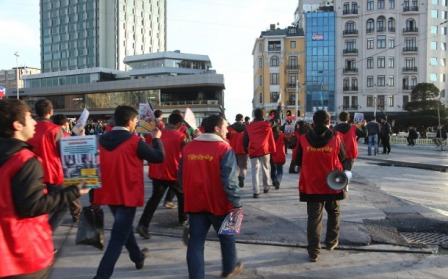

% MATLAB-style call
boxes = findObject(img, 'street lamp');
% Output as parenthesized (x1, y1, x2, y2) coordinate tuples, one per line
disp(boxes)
(14, 52, 19, 100)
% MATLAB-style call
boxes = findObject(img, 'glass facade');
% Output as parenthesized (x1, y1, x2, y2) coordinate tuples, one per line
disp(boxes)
(305, 12, 336, 114)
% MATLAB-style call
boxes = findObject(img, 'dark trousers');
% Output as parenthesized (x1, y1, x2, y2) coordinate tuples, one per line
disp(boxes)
(381, 136, 391, 153)
(306, 201, 340, 256)
(138, 179, 186, 228)
(164, 188, 176, 203)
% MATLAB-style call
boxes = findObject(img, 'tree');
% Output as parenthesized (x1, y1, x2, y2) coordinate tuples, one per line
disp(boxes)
(404, 83, 442, 112)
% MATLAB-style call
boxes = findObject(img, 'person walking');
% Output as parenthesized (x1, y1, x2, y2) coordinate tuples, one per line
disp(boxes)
(333, 111, 366, 170)
(407, 126, 418, 146)
(136, 113, 189, 239)
(366, 116, 380, 156)
(271, 125, 286, 189)
(0, 99, 89, 279)
(295, 110, 346, 262)
(380, 118, 392, 154)
(227, 113, 248, 188)
(243, 108, 276, 198)
(92, 105, 164, 279)
(179, 114, 243, 279)
(433, 125, 447, 147)
(27, 99, 68, 231)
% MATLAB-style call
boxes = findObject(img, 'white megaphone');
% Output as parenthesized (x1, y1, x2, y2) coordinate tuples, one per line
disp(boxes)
(326, 170, 352, 191)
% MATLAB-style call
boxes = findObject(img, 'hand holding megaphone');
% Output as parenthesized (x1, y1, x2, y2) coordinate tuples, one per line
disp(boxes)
(326, 170, 352, 191)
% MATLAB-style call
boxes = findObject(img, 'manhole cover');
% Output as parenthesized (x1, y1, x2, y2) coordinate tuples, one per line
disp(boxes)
(400, 232, 448, 245)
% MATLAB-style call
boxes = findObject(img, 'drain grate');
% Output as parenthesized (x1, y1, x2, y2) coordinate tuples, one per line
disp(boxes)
(400, 232, 448, 245)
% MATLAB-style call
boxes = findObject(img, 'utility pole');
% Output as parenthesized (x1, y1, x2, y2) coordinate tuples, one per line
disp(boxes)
(14, 52, 19, 99)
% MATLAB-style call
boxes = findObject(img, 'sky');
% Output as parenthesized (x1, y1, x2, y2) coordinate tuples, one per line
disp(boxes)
(0, 0, 298, 120)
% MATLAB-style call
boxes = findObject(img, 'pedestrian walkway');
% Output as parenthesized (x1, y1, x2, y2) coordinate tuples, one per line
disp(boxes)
(49, 144, 448, 278)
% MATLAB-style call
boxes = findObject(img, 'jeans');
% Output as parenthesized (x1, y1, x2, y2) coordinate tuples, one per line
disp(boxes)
(250, 154, 271, 194)
(138, 179, 186, 228)
(270, 162, 283, 185)
(306, 201, 340, 256)
(94, 206, 145, 279)
(187, 213, 237, 279)
(368, 134, 378, 155)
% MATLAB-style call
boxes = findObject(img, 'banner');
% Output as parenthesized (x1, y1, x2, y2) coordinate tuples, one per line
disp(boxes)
(218, 208, 244, 235)
(0, 86, 5, 99)
(72, 108, 89, 136)
(60, 135, 100, 188)
(136, 102, 156, 134)
(354, 113, 364, 124)
(184, 108, 197, 130)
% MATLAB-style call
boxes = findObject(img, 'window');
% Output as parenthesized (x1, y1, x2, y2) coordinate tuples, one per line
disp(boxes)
(367, 96, 374, 107)
(378, 0, 385, 8)
(441, 27, 447, 35)
(270, 73, 278, 85)
(367, 57, 374, 68)
(345, 21, 356, 32)
(377, 35, 386, 48)
(345, 40, 356, 50)
(366, 19, 375, 32)
(343, 96, 350, 107)
(268, 41, 281, 51)
(367, 76, 374, 87)
(405, 37, 416, 48)
(430, 73, 437, 81)
(259, 42, 262, 51)
(259, 75, 263, 86)
(442, 42, 446, 50)
(403, 95, 409, 106)
(389, 0, 395, 8)
(389, 57, 395, 68)
(431, 57, 438, 65)
(367, 38, 374, 49)
(431, 41, 438, 50)
(442, 11, 448, 19)
(389, 38, 395, 48)
(431, 25, 438, 34)
(259, 92, 263, 104)
(388, 18, 395, 32)
(405, 57, 416, 68)
(270, 92, 279, 102)
(259, 58, 263, 68)
(352, 96, 358, 107)
(290, 41, 296, 49)
(377, 17, 385, 31)
(433, 0, 438, 4)
(343, 78, 350, 89)
(388, 76, 395, 86)
(441, 58, 446, 66)
(367, 0, 374, 10)
(432, 10, 438, 18)
(288, 56, 298, 68)
(343, 2, 350, 13)
(270, 56, 279, 67)
(377, 75, 386, 86)
(377, 57, 386, 68)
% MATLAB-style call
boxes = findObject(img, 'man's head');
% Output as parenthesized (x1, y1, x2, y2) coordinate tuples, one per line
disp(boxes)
(168, 113, 184, 129)
(172, 109, 183, 117)
(244, 116, 250, 123)
(0, 99, 36, 140)
(154, 109, 163, 120)
(34, 99, 53, 118)
(254, 108, 263, 119)
(204, 114, 228, 139)
(235, 114, 243, 122)
(114, 105, 138, 132)
(52, 114, 68, 127)
(338, 111, 350, 122)
(313, 110, 330, 127)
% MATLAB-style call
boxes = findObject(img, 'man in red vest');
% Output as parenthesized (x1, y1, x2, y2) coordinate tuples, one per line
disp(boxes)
(333, 111, 366, 170)
(295, 110, 346, 262)
(27, 99, 69, 231)
(0, 99, 89, 278)
(136, 113, 189, 239)
(180, 114, 243, 279)
(227, 113, 247, 187)
(243, 108, 276, 198)
(93, 105, 164, 278)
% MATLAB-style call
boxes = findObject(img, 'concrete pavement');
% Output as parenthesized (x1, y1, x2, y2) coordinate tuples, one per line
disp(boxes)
(49, 142, 448, 278)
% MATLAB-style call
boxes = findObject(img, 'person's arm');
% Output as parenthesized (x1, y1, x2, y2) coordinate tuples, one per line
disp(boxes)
(220, 149, 242, 208)
(243, 130, 249, 154)
(137, 138, 164, 163)
(295, 141, 303, 167)
(338, 140, 347, 165)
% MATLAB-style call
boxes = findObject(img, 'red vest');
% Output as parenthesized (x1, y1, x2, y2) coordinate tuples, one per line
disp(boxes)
(272, 133, 286, 164)
(341, 125, 358, 159)
(182, 140, 234, 216)
(94, 136, 145, 207)
(149, 129, 185, 181)
(0, 150, 53, 277)
(298, 133, 344, 195)
(227, 126, 245, 155)
(245, 121, 276, 157)
(27, 121, 64, 185)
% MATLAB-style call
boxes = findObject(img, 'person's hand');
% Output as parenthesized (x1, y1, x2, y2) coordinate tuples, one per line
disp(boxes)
(76, 181, 91, 195)
(193, 128, 202, 138)
(151, 128, 162, 139)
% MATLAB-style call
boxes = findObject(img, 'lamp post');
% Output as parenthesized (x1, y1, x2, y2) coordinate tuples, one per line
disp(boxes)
(14, 52, 19, 100)
(295, 79, 299, 121)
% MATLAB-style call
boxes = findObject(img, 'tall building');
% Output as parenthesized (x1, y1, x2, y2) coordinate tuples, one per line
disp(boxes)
(252, 24, 305, 119)
(40, 0, 166, 73)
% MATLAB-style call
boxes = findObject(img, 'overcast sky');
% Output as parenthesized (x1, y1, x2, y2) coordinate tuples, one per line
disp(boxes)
(0, 0, 298, 119)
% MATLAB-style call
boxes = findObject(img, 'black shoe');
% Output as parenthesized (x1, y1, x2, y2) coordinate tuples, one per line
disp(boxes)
(238, 177, 244, 188)
(263, 186, 270, 193)
(274, 181, 280, 190)
(309, 254, 319, 262)
(253, 193, 260, 199)
(136, 225, 151, 239)
(135, 248, 149, 270)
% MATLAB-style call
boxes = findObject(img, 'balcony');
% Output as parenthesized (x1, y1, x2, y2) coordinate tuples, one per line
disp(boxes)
(343, 86, 358, 92)
(403, 6, 419, 12)
(287, 83, 296, 88)
(160, 99, 220, 107)
(342, 105, 360, 110)
(343, 29, 358, 36)
(286, 65, 299, 71)
(343, 48, 358, 55)
(342, 8, 358, 15)
(402, 67, 418, 73)
(377, 27, 386, 32)
(402, 46, 418, 53)
(343, 67, 358, 74)
(403, 27, 418, 34)
(402, 85, 416, 91)
(388, 27, 395, 32)
(366, 28, 374, 34)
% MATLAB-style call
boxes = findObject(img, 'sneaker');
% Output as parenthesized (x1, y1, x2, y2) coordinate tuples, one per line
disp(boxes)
(135, 248, 149, 270)
(309, 254, 319, 262)
(164, 201, 177, 209)
(238, 177, 244, 188)
(136, 225, 151, 239)
(221, 262, 244, 278)
(326, 239, 339, 251)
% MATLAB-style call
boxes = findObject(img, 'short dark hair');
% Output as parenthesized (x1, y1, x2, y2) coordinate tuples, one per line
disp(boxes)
(114, 105, 138, 126)
(0, 99, 31, 138)
(254, 108, 263, 119)
(235, 114, 243, 121)
(35, 99, 53, 117)
(203, 115, 225, 133)
(313, 110, 330, 127)
(172, 109, 183, 116)
(168, 113, 183, 125)
(338, 111, 350, 122)
(244, 116, 250, 122)
(154, 109, 163, 118)
(52, 114, 68, 126)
